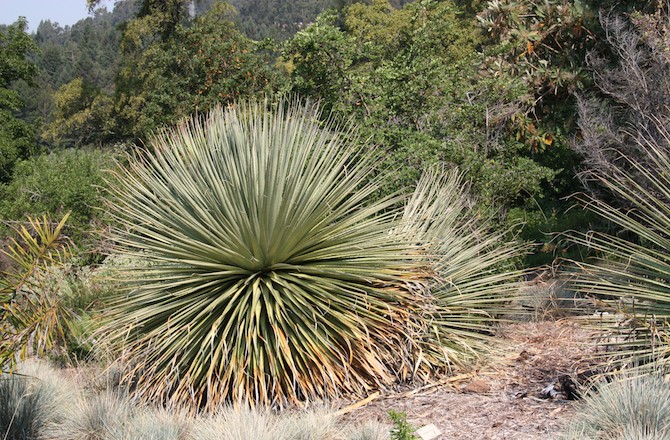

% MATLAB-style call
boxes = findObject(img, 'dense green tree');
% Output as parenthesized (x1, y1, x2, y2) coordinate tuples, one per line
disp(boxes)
(476, 0, 599, 152)
(14, 6, 131, 149)
(174, 3, 277, 112)
(114, 1, 276, 138)
(284, 0, 556, 213)
(32, 12, 123, 93)
(41, 78, 115, 147)
(0, 19, 38, 184)
(229, 0, 331, 40)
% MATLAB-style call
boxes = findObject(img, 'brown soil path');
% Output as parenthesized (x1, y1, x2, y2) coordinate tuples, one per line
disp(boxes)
(339, 320, 596, 439)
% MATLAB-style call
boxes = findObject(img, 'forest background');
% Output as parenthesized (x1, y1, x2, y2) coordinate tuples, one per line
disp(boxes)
(0, 0, 666, 266)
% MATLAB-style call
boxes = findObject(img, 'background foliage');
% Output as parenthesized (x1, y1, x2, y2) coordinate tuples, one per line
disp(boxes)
(0, 148, 117, 243)
(5, 0, 656, 235)
(0, 18, 38, 184)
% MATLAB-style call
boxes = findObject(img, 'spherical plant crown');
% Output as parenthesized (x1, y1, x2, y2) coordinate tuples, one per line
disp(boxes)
(103, 99, 416, 409)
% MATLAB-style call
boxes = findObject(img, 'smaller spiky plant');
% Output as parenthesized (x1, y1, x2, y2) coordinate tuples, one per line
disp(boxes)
(568, 129, 670, 373)
(561, 374, 670, 439)
(0, 213, 73, 369)
(397, 168, 527, 375)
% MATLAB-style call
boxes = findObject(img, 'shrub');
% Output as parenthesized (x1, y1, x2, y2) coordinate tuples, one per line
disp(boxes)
(193, 405, 338, 440)
(0, 212, 119, 367)
(575, 8, 670, 197)
(122, 407, 191, 440)
(388, 411, 416, 440)
(0, 214, 74, 369)
(0, 148, 117, 246)
(276, 406, 337, 440)
(561, 374, 670, 439)
(567, 8, 670, 359)
(49, 263, 120, 364)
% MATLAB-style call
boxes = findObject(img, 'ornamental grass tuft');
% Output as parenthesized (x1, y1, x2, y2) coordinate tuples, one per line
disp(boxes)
(561, 374, 670, 439)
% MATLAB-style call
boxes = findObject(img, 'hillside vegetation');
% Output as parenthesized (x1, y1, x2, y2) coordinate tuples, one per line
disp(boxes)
(2, 0, 670, 438)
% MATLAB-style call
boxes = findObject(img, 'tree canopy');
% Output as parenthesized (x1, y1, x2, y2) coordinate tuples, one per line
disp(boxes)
(2, 0, 667, 262)
(0, 18, 38, 183)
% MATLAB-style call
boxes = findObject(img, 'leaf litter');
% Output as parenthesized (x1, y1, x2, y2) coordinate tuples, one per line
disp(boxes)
(336, 319, 597, 439)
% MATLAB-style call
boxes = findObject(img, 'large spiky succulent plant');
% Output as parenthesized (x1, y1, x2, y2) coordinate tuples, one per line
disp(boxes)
(103, 100, 420, 408)
(101, 99, 525, 409)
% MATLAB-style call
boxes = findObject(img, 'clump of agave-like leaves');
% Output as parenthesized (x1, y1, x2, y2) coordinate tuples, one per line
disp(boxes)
(569, 125, 670, 374)
(100, 98, 526, 409)
(398, 169, 527, 375)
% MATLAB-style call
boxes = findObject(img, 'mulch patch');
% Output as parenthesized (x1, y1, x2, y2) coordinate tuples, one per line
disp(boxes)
(337, 319, 597, 439)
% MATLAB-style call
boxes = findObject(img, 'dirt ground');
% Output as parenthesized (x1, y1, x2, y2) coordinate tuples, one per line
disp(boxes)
(338, 320, 597, 439)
